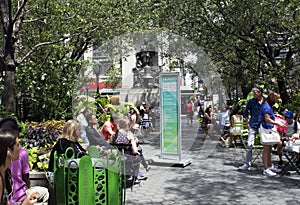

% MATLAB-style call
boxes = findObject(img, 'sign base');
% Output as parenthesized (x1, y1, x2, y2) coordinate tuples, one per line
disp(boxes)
(148, 154, 192, 168)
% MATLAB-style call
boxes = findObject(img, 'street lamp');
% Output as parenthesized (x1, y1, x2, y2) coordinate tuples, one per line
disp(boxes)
(234, 59, 241, 103)
(179, 60, 186, 86)
(93, 64, 102, 95)
(84, 77, 90, 102)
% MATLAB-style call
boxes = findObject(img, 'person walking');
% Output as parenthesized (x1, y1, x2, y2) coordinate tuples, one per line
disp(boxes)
(185, 100, 194, 124)
(238, 87, 265, 170)
(203, 106, 214, 135)
(260, 92, 285, 176)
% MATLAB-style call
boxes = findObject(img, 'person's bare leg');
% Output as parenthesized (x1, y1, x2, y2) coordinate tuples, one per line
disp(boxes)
(262, 145, 269, 170)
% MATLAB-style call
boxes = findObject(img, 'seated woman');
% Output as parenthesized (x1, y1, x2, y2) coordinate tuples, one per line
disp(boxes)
(0, 129, 37, 205)
(113, 118, 150, 172)
(229, 108, 244, 135)
(85, 113, 110, 150)
(100, 113, 119, 143)
(48, 120, 87, 172)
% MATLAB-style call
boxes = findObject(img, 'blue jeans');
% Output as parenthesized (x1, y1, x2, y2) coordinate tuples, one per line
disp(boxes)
(245, 127, 258, 166)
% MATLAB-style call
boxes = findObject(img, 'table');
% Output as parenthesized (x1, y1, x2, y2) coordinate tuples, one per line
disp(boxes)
(280, 143, 300, 176)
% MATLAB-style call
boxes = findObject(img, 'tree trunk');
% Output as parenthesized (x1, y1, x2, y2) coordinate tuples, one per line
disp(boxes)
(277, 77, 289, 105)
(4, 67, 16, 114)
(241, 84, 251, 99)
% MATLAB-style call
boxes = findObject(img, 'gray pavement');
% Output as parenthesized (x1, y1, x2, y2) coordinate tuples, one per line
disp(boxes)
(125, 117, 300, 205)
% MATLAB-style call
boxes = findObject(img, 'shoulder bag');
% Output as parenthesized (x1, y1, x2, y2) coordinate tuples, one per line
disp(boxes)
(259, 124, 280, 145)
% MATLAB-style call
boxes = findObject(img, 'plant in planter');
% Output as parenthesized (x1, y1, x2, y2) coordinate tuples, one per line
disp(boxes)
(20, 120, 65, 171)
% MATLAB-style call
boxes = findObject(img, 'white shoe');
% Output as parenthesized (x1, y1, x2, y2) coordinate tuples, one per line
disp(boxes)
(269, 165, 281, 173)
(263, 169, 276, 176)
(238, 164, 250, 170)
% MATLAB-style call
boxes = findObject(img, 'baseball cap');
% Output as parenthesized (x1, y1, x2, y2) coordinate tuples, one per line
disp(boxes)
(285, 111, 294, 119)
(142, 102, 146, 105)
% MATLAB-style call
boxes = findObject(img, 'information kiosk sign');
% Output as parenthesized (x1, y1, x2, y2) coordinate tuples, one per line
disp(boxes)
(160, 72, 181, 157)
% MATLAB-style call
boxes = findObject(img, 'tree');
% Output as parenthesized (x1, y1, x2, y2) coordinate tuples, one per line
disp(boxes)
(0, 0, 147, 119)
(153, 0, 300, 104)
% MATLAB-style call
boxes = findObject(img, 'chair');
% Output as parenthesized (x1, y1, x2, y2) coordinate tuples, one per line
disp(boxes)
(87, 145, 100, 158)
(110, 143, 141, 192)
(252, 134, 263, 169)
(231, 122, 248, 148)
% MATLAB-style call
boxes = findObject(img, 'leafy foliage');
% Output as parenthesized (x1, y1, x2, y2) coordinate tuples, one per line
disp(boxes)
(1, 0, 299, 120)
(20, 120, 65, 170)
(154, 0, 300, 105)
(285, 91, 300, 113)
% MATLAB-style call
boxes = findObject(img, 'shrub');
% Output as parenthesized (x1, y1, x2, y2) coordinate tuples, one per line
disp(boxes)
(20, 120, 65, 171)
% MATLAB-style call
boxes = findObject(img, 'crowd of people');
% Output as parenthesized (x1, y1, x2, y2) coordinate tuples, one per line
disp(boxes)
(72, 106, 151, 177)
(1, 89, 299, 204)
(189, 86, 300, 177)
(235, 87, 300, 177)
(0, 101, 155, 204)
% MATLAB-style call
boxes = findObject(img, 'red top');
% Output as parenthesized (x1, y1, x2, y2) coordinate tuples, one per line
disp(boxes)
(186, 103, 193, 113)
(100, 120, 117, 141)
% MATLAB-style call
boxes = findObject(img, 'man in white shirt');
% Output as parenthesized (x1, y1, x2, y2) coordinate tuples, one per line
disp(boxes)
(285, 110, 300, 166)
(285, 111, 300, 138)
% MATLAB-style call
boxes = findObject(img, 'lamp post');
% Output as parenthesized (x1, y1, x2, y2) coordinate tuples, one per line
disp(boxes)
(234, 59, 241, 103)
(179, 60, 186, 86)
(93, 64, 102, 95)
(84, 77, 90, 102)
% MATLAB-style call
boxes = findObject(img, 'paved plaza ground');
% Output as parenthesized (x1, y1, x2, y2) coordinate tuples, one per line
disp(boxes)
(125, 117, 300, 205)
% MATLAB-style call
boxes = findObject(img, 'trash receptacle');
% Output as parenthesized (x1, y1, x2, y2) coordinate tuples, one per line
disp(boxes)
(53, 148, 124, 205)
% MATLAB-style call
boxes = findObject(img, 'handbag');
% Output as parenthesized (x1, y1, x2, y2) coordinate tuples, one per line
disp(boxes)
(259, 124, 280, 145)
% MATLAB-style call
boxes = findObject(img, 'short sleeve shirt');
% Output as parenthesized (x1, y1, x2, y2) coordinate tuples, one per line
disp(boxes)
(9, 147, 30, 204)
(186, 103, 193, 113)
(244, 97, 265, 129)
(100, 121, 117, 141)
(286, 120, 300, 137)
(115, 129, 130, 144)
(260, 103, 275, 129)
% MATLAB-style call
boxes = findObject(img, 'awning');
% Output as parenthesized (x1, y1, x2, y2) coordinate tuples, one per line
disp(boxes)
(81, 78, 121, 91)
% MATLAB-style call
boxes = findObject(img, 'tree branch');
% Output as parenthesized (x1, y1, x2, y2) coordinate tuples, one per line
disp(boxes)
(17, 32, 82, 65)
